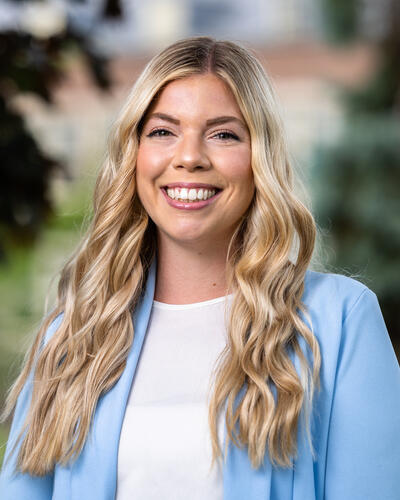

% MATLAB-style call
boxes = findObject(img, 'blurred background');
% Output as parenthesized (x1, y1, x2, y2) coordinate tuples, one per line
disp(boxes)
(0, 0, 399, 465)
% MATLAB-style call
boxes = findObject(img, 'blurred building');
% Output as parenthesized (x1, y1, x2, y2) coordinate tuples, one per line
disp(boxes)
(2, 0, 325, 51)
(88, 0, 324, 55)
(2, 0, 380, 184)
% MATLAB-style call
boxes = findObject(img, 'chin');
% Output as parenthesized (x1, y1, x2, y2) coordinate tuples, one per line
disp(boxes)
(160, 226, 212, 245)
(172, 231, 209, 244)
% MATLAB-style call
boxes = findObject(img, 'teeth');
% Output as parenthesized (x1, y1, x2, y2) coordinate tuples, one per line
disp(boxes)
(165, 187, 217, 202)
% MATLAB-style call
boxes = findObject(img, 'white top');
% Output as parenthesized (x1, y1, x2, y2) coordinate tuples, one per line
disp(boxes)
(116, 293, 234, 500)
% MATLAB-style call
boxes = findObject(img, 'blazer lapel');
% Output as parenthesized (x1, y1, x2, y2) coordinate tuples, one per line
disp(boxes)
(223, 442, 272, 500)
(69, 257, 157, 499)
(222, 387, 273, 499)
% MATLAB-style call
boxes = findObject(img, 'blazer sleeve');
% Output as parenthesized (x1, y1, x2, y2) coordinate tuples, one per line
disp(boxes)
(324, 289, 400, 500)
(0, 314, 63, 500)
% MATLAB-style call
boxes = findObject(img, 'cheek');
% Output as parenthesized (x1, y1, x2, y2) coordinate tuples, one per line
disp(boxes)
(135, 148, 155, 209)
(135, 150, 161, 210)
(218, 148, 253, 188)
(136, 144, 166, 183)
(230, 152, 254, 207)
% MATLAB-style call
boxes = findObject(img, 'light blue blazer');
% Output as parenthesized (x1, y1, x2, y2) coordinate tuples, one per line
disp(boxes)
(1, 257, 400, 499)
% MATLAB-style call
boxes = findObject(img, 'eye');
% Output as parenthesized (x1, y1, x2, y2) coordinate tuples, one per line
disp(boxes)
(147, 128, 173, 137)
(212, 130, 239, 141)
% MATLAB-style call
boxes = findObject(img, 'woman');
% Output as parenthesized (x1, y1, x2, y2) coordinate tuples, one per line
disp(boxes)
(1, 36, 399, 500)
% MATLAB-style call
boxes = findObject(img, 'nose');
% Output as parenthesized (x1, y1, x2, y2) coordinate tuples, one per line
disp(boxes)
(172, 133, 211, 171)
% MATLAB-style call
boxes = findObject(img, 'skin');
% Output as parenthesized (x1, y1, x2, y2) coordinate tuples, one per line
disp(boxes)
(136, 73, 255, 304)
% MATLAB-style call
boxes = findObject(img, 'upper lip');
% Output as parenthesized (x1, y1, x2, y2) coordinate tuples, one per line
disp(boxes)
(162, 182, 222, 190)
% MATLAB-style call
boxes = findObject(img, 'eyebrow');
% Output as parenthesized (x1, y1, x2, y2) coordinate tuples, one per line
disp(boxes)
(147, 112, 248, 131)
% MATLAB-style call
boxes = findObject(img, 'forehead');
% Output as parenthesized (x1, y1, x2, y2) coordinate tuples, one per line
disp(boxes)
(148, 73, 244, 118)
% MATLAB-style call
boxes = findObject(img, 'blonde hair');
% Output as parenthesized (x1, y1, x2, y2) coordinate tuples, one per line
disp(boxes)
(2, 36, 320, 475)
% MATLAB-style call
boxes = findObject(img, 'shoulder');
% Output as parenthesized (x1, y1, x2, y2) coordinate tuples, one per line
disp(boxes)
(300, 269, 383, 356)
(302, 269, 375, 322)
(300, 271, 394, 410)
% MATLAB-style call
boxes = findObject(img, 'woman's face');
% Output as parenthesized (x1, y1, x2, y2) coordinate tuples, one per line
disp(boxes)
(136, 73, 254, 248)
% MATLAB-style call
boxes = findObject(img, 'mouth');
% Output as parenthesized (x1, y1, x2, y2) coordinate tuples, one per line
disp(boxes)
(161, 183, 223, 203)
(160, 184, 223, 210)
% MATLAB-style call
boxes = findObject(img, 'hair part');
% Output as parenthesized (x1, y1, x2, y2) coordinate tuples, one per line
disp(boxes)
(2, 36, 320, 474)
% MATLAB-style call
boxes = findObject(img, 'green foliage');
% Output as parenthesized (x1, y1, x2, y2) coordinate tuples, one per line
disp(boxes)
(0, 173, 93, 464)
(0, 95, 59, 255)
(311, 116, 400, 349)
(343, 56, 400, 115)
(314, 0, 400, 355)
(322, 0, 359, 43)
(0, 13, 110, 261)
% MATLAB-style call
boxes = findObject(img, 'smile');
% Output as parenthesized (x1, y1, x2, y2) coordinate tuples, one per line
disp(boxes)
(166, 187, 218, 202)
(160, 186, 223, 210)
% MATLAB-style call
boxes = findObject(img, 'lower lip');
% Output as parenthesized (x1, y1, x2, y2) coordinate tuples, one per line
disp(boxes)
(160, 188, 223, 210)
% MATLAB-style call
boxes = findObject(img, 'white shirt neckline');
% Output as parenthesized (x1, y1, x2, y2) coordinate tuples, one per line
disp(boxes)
(152, 293, 234, 311)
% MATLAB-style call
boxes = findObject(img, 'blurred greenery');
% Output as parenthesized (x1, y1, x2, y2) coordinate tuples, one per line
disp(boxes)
(312, 0, 400, 356)
(311, 116, 400, 354)
(0, 6, 110, 261)
(0, 173, 93, 467)
(322, 0, 358, 43)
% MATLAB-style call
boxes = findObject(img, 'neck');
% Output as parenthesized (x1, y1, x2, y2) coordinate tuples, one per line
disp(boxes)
(154, 232, 231, 304)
